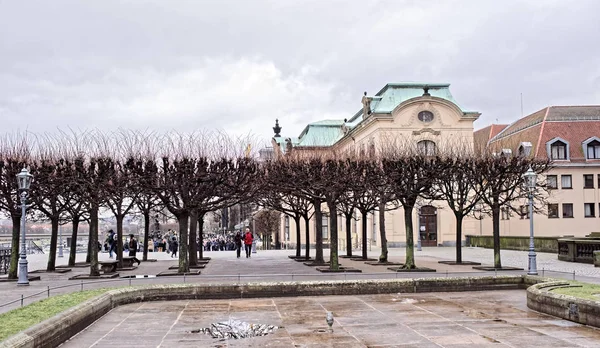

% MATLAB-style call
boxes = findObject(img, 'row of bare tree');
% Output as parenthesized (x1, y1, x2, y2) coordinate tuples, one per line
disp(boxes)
(0, 131, 261, 278)
(0, 130, 550, 279)
(259, 147, 550, 270)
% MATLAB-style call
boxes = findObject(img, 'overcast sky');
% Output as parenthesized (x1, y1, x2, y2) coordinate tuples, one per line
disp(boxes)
(1, 0, 599, 145)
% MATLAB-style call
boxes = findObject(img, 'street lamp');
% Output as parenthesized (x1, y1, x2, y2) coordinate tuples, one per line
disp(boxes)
(58, 224, 63, 258)
(523, 166, 537, 275)
(16, 168, 33, 286)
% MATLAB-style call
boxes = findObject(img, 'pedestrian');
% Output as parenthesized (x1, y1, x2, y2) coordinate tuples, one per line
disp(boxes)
(107, 230, 117, 259)
(128, 234, 141, 265)
(234, 232, 242, 258)
(244, 228, 253, 258)
(171, 237, 178, 258)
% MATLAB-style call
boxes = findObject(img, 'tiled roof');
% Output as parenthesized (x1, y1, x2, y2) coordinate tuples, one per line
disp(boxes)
(487, 106, 600, 161)
(491, 107, 549, 141)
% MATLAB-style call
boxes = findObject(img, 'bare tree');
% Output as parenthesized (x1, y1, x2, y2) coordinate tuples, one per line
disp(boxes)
(436, 155, 482, 263)
(254, 209, 281, 249)
(0, 133, 30, 279)
(381, 148, 442, 269)
(29, 152, 78, 271)
(474, 154, 551, 268)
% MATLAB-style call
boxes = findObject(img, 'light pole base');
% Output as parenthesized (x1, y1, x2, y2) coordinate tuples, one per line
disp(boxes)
(17, 259, 29, 286)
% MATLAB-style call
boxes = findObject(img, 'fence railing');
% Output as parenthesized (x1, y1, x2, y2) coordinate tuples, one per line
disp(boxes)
(0, 248, 9, 274)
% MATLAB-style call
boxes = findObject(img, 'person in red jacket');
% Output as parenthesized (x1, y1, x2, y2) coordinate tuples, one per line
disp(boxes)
(244, 228, 253, 258)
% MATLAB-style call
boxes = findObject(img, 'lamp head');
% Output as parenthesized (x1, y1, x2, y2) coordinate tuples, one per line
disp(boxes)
(523, 166, 537, 189)
(16, 167, 33, 191)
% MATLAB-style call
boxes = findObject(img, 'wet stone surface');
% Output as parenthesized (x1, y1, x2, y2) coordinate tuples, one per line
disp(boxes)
(61, 290, 600, 348)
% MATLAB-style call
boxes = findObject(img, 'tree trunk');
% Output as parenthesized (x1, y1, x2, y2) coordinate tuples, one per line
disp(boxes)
(328, 201, 339, 270)
(304, 215, 310, 259)
(294, 215, 301, 258)
(46, 217, 59, 271)
(86, 227, 91, 264)
(361, 210, 368, 259)
(314, 199, 324, 263)
(403, 205, 416, 269)
(143, 212, 150, 261)
(68, 218, 79, 266)
(455, 213, 464, 263)
(116, 215, 124, 269)
(378, 201, 388, 263)
(89, 205, 100, 276)
(345, 213, 352, 257)
(198, 213, 205, 260)
(274, 225, 280, 249)
(492, 196, 502, 269)
(177, 212, 190, 274)
(188, 210, 198, 266)
(8, 214, 21, 279)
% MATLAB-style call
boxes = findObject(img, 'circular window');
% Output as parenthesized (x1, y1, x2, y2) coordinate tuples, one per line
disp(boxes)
(418, 111, 434, 123)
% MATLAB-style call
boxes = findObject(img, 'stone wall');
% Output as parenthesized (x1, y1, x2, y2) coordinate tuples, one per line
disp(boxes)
(466, 235, 559, 253)
(527, 280, 600, 328)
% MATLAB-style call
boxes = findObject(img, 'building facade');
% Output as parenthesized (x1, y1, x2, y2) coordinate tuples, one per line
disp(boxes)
(476, 106, 600, 238)
(268, 82, 481, 249)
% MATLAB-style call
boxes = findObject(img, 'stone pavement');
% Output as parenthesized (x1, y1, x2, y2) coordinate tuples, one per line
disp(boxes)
(61, 290, 600, 348)
(1, 246, 600, 315)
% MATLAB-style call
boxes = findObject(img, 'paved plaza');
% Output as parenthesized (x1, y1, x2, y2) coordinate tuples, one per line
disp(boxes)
(61, 290, 600, 348)
(2, 246, 600, 315)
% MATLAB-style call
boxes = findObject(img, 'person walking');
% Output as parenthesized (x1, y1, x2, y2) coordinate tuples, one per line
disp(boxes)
(244, 228, 253, 258)
(107, 230, 117, 259)
(128, 234, 141, 265)
(234, 232, 242, 258)
(171, 237, 178, 258)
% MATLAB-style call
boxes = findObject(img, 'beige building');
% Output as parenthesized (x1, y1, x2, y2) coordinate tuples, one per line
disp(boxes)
(475, 106, 600, 238)
(267, 82, 482, 249)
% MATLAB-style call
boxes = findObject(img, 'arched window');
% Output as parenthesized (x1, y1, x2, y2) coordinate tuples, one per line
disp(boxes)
(417, 140, 437, 156)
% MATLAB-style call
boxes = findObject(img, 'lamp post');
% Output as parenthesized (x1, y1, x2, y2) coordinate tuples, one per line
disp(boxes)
(58, 224, 63, 258)
(524, 166, 538, 275)
(16, 168, 33, 286)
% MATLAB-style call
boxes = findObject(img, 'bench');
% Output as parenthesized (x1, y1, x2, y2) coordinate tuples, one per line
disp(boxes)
(122, 257, 138, 267)
(99, 260, 118, 274)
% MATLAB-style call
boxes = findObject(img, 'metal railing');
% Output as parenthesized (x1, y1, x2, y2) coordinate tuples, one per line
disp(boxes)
(0, 248, 10, 274)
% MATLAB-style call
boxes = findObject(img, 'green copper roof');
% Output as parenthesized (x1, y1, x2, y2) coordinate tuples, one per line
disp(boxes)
(370, 83, 467, 113)
(297, 121, 344, 147)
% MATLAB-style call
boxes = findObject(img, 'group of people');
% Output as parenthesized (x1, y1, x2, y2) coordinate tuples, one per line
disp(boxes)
(102, 228, 254, 261)
(103, 229, 141, 265)
(233, 228, 254, 258)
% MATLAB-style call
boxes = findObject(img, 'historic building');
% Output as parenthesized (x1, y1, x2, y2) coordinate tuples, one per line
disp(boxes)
(475, 106, 600, 238)
(266, 82, 481, 249)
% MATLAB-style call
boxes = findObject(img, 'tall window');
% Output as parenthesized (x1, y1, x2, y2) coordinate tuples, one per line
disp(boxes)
(284, 216, 290, 241)
(546, 175, 558, 189)
(585, 203, 596, 218)
(417, 140, 436, 156)
(587, 140, 600, 159)
(548, 204, 559, 218)
(562, 203, 574, 218)
(584, 174, 594, 189)
(550, 141, 567, 160)
(501, 207, 510, 220)
(520, 205, 530, 219)
(561, 175, 572, 189)
(322, 214, 329, 240)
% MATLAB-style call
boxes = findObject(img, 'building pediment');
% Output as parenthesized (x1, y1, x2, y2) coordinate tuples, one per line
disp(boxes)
(413, 128, 441, 136)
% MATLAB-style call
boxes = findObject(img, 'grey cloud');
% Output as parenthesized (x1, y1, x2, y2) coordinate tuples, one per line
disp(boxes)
(1, 0, 599, 141)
